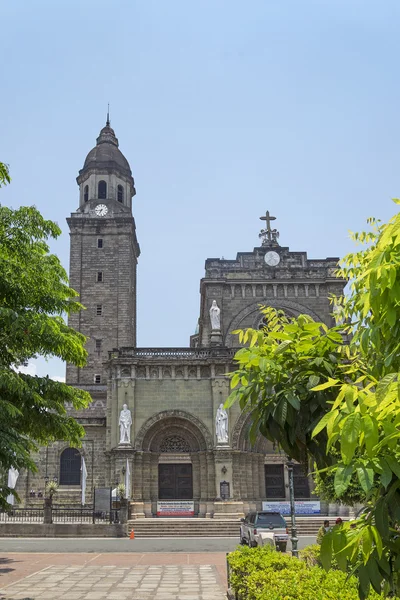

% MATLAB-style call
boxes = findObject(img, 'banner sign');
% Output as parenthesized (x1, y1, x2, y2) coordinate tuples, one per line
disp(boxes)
(262, 500, 321, 515)
(157, 501, 194, 516)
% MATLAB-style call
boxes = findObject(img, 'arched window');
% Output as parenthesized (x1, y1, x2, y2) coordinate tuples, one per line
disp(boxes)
(84, 185, 89, 202)
(59, 448, 81, 485)
(117, 185, 124, 203)
(98, 180, 107, 199)
(160, 436, 191, 453)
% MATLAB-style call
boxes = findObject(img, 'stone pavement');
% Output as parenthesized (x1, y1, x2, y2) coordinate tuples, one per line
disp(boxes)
(0, 553, 228, 600)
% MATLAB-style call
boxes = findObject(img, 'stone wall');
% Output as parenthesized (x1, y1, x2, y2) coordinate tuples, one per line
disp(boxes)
(0, 523, 127, 537)
(198, 246, 346, 346)
(66, 212, 139, 387)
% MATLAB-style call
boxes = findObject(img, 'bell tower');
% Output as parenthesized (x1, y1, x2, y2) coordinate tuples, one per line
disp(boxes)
(66, 116, 140, 387)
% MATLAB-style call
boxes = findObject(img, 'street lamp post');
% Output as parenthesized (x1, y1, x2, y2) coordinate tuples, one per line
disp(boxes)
(286, 457, 298, 558)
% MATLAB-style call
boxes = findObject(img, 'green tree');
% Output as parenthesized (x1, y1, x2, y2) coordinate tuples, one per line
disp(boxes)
(226, 202, 400, 598)
(225, 307, 354, 469)
(313, 449, 369, 507)
(0, 162, 11, 187)
(0, 201, 90, 509)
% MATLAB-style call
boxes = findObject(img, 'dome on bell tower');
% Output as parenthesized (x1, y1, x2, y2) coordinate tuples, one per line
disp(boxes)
(76, 113, 136, 211)
(81, 122, 132, 178)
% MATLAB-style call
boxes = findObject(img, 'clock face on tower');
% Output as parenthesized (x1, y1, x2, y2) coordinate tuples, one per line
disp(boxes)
(264, 250, 280, 267)
(95, 204, 108, 217)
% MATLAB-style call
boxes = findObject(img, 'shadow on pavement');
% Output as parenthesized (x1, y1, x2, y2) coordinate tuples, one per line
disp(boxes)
(0, 556, 18, 575)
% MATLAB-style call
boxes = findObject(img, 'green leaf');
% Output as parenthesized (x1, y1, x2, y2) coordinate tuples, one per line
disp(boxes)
(312, 410, 337, 439)
(341, 413, 361, 464)
(367, 557, 383, 594)
(361, 527, 372, 560)
(376, 555, 391, 576)
(356, 466, 374, 493)
(370, 526, 383, 559)
(320, 530, 332, 570)
(379, 458, 392, 489)
(286, 393, 300, 411)
(311, 378, 339, 391)
(249, 331, 258, 347)
(376, 373, 397, 404)
(230, 373, 240, 389)
(385, 455, 400, 478)
(276, 398, 288, 427)
(224, 391, 238, 409)
(307, 375, 320, 389)
(334, 465, 353, 496)
(358, 564, 370, 600)
(362, 414, 379, 457)
(332, 528, 347, 572)
(274, 339, 293, 355)
(374, 498, 389, 538)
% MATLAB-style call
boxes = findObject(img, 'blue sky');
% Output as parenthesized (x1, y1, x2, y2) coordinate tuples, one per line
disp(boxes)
(1, 0, 400, 379)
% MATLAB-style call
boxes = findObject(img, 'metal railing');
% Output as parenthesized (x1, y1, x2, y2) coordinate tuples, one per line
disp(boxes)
(0, 507, 44, 522)
(0, 505, 120, 524)
(52, 506, 119, 524)
(110, 347, 238, 360)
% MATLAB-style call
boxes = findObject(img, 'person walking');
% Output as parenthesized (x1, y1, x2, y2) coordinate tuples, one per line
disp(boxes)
(317, 520, 331, 544)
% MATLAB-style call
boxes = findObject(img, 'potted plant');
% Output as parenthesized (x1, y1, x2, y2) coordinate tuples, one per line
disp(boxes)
(116, 483, 126, 504)
(45, 481, 58, 507)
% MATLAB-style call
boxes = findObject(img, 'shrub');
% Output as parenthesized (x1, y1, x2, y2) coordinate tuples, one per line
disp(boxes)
(299, 544, 321, 568)
(246, 566, 383, 600)
(227, 546, 392, 600)
(228, 546, 306, 599)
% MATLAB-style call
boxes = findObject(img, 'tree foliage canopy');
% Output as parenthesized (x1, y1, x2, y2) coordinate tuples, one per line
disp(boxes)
(0, 162, 10, 188)
(0, 200, 90, 508)
(227, 202, 400, 598)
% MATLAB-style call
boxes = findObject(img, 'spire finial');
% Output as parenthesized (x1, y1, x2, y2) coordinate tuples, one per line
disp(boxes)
(106, 103, 110, 127)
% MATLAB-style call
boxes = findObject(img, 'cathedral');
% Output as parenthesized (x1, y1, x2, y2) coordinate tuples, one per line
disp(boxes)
(17, 119, 346, 518)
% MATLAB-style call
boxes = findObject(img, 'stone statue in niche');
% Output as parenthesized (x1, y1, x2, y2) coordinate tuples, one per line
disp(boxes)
(119, 404, 132, 444)
(215, 403, 229, 444)
(209, 300, 221, 330)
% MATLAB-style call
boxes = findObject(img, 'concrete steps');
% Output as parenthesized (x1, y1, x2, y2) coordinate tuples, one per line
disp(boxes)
(128, 517, 346, 538)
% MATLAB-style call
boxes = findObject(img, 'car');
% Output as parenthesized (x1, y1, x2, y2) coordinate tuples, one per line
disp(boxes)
(240, 511, 289, 551)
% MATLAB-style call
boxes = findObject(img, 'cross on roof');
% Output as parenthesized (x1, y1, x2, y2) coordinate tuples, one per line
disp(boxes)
(259, 211, 279, 246)
(260, 211, 276, 233)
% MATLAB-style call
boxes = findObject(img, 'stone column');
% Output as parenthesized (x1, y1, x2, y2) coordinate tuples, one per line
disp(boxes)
(246, 455, 253, 501)
(258, 455, 265, 499)
(206, 452, 215, 517)
(130, 451, 145, 519)
(142, 453, 151, 501)
(133, 452, 143, 501)
(192, 454, 200, 501)
(198, 452, 208, 517)
(239, 453, 247, 500)
(232, 452, 241, 500)
(150, 454, 158, 501)
(252, 455, 260, 501)
(206, 452, 215, 499)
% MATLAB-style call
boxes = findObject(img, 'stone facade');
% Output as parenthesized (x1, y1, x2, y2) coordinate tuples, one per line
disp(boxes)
(16, 120, 347, 517)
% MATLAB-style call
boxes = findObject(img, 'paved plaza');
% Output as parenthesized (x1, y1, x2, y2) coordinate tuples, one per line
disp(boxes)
(0, 536, 316, 599)
(0, 552, 228, 600)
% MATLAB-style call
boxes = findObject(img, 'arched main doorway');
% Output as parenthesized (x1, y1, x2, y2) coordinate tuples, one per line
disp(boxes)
(158, 435, 193, 500)
(133, 411, 213, 516)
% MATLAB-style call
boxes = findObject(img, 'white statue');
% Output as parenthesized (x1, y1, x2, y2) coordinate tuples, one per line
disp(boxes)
(215, 403, 229, 444)
(209, 300, 221, 330)
(119, 404, 132, 444)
